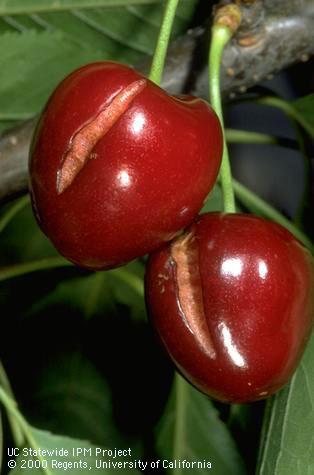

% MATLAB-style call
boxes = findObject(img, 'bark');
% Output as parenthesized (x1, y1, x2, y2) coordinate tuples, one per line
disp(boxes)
(0, 0, 313, 202)
(159, 0, 314, 97)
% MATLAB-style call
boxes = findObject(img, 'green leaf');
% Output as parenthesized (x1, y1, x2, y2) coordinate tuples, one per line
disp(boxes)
(0, 269, 147, 451)
(0, 0, 162, 16)
(69, 8, 160, 55)
(156, 374, 247, 475)
(110, 261, 145, 321)
(28, 272, 114, 319)
(0, 409, 2, 474)
(257, 333, 314, 475)
(292, 94, 314, 137)
(0, 2, 197, 124)
(0, 202, 58, 265)
(0, 10, 144, 65)
(29, 352, 134, 449)
(0, 195, 30, 234)
(9, 427, 142, 475)
(0, 30, 104, 118)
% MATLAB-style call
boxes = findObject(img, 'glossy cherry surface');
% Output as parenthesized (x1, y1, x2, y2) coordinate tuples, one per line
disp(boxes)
(145, 212, 314, 403)
(29, 62, 222, 269)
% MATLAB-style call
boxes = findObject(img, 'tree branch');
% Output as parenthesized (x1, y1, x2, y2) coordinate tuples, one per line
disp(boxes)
(159, 0, 314, 97)
(0, 0, 313, 203)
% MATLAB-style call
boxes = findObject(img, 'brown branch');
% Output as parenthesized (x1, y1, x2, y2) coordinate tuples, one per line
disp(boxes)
(0, 120, 34, 203)
(159, 0, 314, 97)
(0, 0, 313, 203)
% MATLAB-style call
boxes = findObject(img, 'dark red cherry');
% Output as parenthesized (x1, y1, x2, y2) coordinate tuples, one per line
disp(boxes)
(145, 212, 314, 403)
(29, 62, 222, 270)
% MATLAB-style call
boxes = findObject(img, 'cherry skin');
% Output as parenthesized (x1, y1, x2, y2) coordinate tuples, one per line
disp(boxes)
(145, 212, 314, 403)
(29, 62, 222, 270)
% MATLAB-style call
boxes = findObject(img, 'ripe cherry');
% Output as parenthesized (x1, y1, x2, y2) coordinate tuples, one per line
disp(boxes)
(145, 212, 314, 403)
(29, 62, 222, 270)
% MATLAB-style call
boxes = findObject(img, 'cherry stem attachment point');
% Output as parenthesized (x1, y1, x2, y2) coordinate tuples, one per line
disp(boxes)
(209, 5, 241, 214)
(149, 0, 179, 86)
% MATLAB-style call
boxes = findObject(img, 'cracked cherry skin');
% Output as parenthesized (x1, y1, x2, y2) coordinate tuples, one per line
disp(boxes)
(145, 213, 314, 403)
(29, 62, 222, 270)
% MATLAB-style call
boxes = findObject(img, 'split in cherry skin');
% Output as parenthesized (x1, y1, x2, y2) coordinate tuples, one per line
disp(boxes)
(145, 212, 314, 403)
(29, 61, 223, 270)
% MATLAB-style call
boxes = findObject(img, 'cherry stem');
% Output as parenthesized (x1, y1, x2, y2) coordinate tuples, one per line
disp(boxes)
(209, 23, 237, 213)
(149, 0, 179, 85)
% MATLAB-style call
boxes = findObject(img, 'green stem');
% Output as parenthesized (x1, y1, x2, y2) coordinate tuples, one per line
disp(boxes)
(233, 179, 313, 252)
(209, 25, 236, 213)
(0, 195, 30, 233)
(0, 387, 53, 475)
(0, 362, 24, 446)
(149, 0, 179, 85)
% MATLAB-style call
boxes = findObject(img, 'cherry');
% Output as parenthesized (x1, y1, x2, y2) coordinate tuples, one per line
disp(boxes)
(29, 62, 222, 270)
(145, 212, 314, 403)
